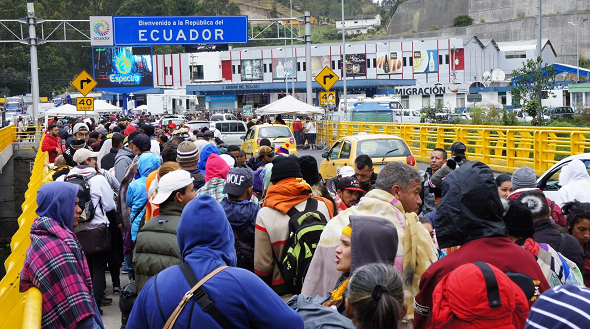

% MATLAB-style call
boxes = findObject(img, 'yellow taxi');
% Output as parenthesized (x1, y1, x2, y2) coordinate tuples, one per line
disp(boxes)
(319, 133, 416, 181)
(241, 124, 298, 157)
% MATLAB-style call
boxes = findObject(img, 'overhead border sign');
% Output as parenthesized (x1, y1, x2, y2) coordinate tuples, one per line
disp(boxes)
(112, 16, 249, 45)
(315, 66, 339, 91)
(71, 70, 97, 96)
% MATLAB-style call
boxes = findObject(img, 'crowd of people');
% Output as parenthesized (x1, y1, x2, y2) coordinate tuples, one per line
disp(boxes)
(20, 113, 590, 329)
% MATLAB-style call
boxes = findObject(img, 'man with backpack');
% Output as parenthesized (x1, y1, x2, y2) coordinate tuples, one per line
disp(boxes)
(64, 148, 116, 311)
(220, 167, 260, 271)
(254, 156, 333, 297)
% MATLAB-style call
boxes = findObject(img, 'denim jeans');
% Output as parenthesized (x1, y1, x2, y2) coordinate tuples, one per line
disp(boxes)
(86, 249, 110, 305)
(123, 254, 134, 280)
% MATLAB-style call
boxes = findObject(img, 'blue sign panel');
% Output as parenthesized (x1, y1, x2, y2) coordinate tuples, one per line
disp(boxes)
(113, 16, 249, 45)
(205, 95, 237, 102)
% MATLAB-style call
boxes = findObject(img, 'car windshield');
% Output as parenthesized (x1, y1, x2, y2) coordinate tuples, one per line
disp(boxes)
(356, 139, 410, 158)
(187, 122, 209, 131)
(258, 126, 292, 138)
(162, 119, 184, 126)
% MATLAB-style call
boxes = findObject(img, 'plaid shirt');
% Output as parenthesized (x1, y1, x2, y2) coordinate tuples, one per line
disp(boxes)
(20, 217, 96, 329)
(196, 178, 227, 202)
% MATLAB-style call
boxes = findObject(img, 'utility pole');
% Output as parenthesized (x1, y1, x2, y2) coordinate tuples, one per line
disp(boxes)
(25, 1, 40, 124)
(569, 19, 588, 81)
(304, 12, 312, 104)
(536, 0, 542, 123)
(341, 0, 347, 115)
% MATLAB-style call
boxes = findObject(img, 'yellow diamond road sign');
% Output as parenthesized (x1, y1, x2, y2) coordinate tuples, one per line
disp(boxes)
(319, 91, 336, 106)
(315, 66, 339, 91)
(77, 97, 94, 112)
(71, 70, 97, 96)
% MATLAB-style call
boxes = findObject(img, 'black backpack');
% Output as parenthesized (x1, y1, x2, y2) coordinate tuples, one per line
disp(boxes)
(273, 198, 327, 294)
(65, 174, 100, 223)
(232, 228, 254, 272)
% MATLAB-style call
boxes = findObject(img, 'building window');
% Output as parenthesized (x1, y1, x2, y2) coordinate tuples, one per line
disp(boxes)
(354, 21, 358, 24)
(373, 58, 376, 68)
(445, 54, 449, 65)
(297, 62, 301, 71)
(457, 94, 465, 108)
(422, 95, 431, 108)
(232, 65, 236, 74)
(505, 51, 526, 59)
(435, 94, 444, 108)
(367, 59, 371, 68)
(439, 54, 443, 65)
(498, 92, 507, 105)
(190, 65, 204, 80)
(303, 62, 307, 71)
(332, 60, 336, 69)
(263, 64, 267, 73)
(338, 60, 342, 69)
(238, 65, 241, 74)
(403, 57, 407, 67)
(401, 96, 409, 109)
(409, 57, 413, 66)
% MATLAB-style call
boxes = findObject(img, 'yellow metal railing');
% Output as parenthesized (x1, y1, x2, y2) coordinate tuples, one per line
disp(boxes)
(0, 131, 47, 329)
(315, 122, 590, 175)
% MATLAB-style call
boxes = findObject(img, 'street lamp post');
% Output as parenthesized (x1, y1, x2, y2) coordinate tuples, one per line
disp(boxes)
(568, 19, 588, 81)
(341, 0, 347, 114)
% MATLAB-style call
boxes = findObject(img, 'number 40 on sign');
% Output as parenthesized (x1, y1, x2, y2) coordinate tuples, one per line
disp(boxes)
(77, 97, 94, 112)
(319, 91, 336, 106)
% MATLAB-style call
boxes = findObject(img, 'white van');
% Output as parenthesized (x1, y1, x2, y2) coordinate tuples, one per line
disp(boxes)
(214, 120, 248, 145)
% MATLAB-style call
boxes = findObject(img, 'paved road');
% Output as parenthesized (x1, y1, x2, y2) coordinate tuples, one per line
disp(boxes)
(100, 150, 433, 328)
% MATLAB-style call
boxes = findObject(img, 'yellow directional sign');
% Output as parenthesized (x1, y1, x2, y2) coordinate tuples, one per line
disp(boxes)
(71, 70, 97, 96)
(315, 66, 339, 91)
(77, 97, 94, 112)
(319, 91, 336, 106)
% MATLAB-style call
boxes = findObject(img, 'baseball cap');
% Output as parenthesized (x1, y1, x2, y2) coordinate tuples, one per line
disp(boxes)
(337, 176, 365, 193)
(132, 133, 151, 152)
(151, 170, 194, 205)
(449, 141, 466, 155)
(339, 166, 355, 178)
(203, 130, 214, 138)
(73, 148, 100, 165)
(73, 123, 89, 135)
(254, 146, 274, 158)
(168, 122, 177, 129)
(223, 167, 254, 196)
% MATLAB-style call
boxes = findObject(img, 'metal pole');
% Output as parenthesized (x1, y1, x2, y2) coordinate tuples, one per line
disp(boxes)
(305, 12, 312, 105)
(577, 24, 580, 81)
(290, 0, 294, 95)
(27, 3, 40, 124)
(341, 0, 347, 116)
(536, 0, 542, 123)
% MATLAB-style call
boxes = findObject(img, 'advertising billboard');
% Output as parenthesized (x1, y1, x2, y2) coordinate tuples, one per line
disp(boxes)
(90, 16, 114, 46)
(272, 58, 295, 79)
(376, 51, 403, 74)
(310, 56, 331, 77)
(345, 54, 366, 77)
(241, 59, 263, 81)
(412, 50, 438, 73)
(92, 46, 154, 88)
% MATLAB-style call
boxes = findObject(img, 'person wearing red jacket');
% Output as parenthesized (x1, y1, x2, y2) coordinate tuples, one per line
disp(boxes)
(292, 118, 304, 149)
(41, 124, 63, 163)
(413, 161, 550, 329)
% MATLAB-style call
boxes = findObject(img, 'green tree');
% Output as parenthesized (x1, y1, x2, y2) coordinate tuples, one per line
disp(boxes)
(510, 57, 557, 126)
(452, 15, 474, 27)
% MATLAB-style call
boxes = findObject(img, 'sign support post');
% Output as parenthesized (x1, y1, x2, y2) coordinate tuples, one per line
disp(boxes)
(305, 12, 312, 105)
(26, 3, 40, 125)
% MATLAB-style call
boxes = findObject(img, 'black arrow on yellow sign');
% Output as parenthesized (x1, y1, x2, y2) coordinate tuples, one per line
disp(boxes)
(80, 78, 92, 90)
(323, 74, 335, 85)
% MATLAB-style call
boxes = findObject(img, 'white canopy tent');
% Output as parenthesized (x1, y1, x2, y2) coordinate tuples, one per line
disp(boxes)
(255, 95, 324, 116)
(43, 104, 98, 128)
(475, 98, 504, 109)
(94, 100, 122, 112)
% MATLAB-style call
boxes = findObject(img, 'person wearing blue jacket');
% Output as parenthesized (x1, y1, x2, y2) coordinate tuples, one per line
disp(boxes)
(198, 143, 221, 175)
(126, 152, 161, 242)
(127, 194, 303, 329)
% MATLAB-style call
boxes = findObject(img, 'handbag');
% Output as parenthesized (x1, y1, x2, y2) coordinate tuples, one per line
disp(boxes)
(76, 225, 111, 255)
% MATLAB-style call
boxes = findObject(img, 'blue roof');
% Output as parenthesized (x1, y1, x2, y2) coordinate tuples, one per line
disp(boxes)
(352, 103, 392, 112)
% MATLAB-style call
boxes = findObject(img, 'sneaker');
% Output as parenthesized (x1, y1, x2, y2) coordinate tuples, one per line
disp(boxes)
(101, 297, 113, 307)
(121, 268, 129, 274)
(113, 286, 121, 294)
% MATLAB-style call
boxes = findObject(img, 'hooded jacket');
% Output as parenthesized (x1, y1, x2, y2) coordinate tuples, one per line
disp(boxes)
(127, 195, 303, 329)
(220, 197, 260, 247)
(198, 143, 221, 175)
(101, 148, 119, 171)
(558, 159, 590, 205)
(533, 217, 585, 270)
(133, 201, 185, 292)
(196, 153, 230, 202)
(126, 153, 161, 241)
(114, 147, 135, 183)
(414, 162, 551, 328)
(20, 182, 103, 329)
(41, 133, 62, 163)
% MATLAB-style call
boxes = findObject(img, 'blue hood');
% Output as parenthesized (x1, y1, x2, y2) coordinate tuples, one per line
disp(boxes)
(197, 144, 221, 175)
(137, 152, 161, 177)
(178, 194, 237, 271)
(221, 199, 259, 230)
(36, 182, 78, 231)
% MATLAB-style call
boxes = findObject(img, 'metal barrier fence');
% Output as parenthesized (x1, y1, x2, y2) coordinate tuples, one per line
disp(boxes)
(0, 131, 46, 329)
(314, 121, 590, 175)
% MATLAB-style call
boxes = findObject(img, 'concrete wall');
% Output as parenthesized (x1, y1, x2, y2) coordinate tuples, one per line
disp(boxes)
(387, 12, 590, 67)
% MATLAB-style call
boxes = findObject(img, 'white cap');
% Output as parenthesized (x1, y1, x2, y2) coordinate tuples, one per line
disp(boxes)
(220, 154, 235, 168)
(151, 170, 194, 205)
(73, 148, 100, 165)
(339, 166, 355, 178)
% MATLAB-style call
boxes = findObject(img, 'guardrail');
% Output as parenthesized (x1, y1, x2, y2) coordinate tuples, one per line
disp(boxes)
(315, 121, 590, 175)
(0, 132, 46, 329)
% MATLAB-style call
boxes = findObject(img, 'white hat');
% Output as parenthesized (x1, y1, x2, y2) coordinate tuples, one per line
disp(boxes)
(339, 166, 355, 178)
(151, 170, 194, 205)
(220, 154, 235, 168)
(73, 148, 100, 165)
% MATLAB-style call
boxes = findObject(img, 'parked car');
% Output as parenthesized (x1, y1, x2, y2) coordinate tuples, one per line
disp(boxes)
(514, 109, 550, 123)
(319, 133, 416, 182)
(544, 107, 574, 120)
(159, 115, 186, 127)
(214, 120, 248, 146)
(536, 153, 590, 206)
(211, 113, 239, 121)
(241, 124, 297, 157)
(186, 120, 209, 133)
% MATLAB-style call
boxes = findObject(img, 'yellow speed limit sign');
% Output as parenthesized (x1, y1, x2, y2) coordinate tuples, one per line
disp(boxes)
(77, 97, 94, 111)
(319, 91, 336, 106)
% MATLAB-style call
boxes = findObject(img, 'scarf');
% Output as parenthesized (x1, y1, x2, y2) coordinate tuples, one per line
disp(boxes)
(322, 277, 349, 308)
(263, 178, 313, 214)
(401, 209, 438, 322)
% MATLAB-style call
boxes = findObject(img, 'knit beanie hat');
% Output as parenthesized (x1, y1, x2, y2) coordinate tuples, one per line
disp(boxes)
(270, 156, 302, 182)
(501, 199, 535, 238)
(511, 166, 537, 190)
(176, 141, 200, 167)
(298, 155, 320, 185)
